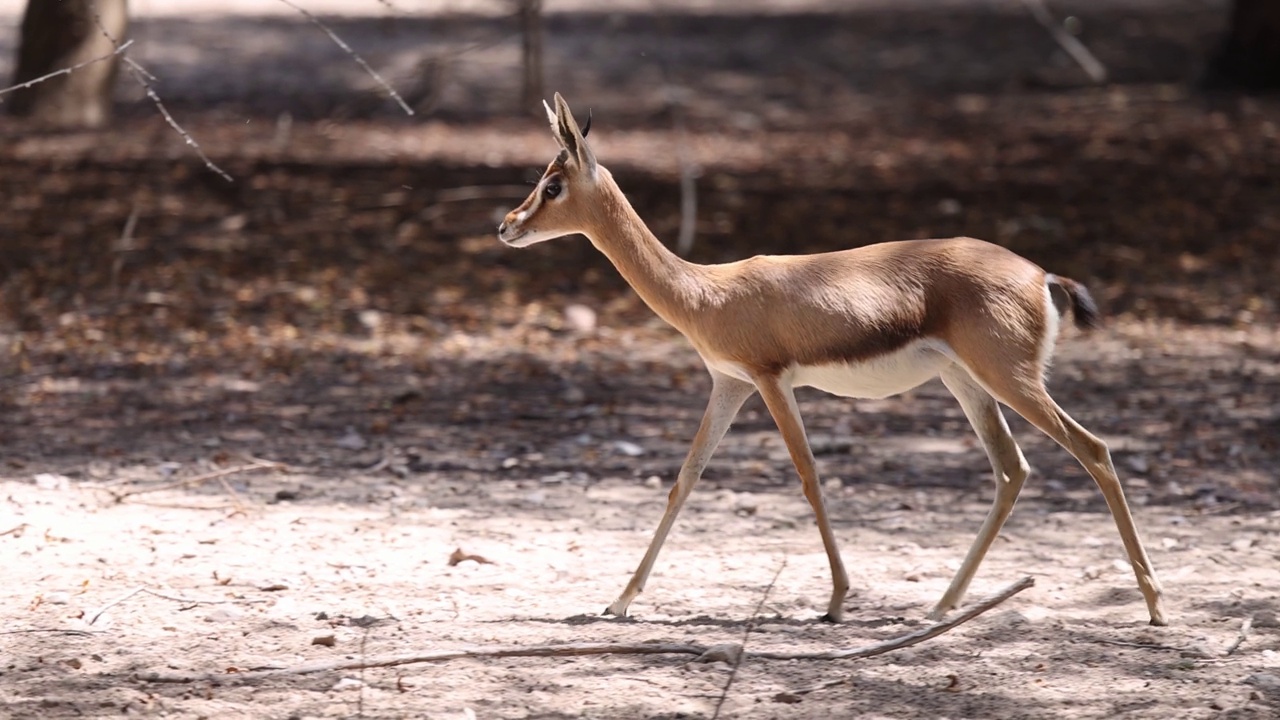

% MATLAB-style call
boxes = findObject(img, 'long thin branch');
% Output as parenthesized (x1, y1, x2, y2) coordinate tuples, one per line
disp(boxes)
(137, 577, 1034, 684)
(122, 58, 233, 183)
(276, 0, 414, 116)
(87, 9, 234, 182)
(752, 576, 1034, 661)
(1020, 0, 1108, 84)
(0, 39, 134, 97)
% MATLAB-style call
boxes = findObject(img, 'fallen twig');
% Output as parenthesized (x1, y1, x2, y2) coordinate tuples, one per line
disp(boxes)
(109, 201, 140, 298)
(1224, 616, 1253, 656)
(713, 558, 786, 720)
(783, 676, 851, 698)
(140, 588, 271, 606)
(213, 474, 248, 514)
(0, 628, 101, 636)
(0, 39, 134, 97)
(136, 576, 1034, 684)
(88, 585, 146, 625)
(1020, 0, 1108, 84)
(113, 461, 280, 500)
(138, 642, 710, 683)
(88, 585, 270, 626)
(1088, 638, 1186, 652)
(750, 576, 1035, 660)
(123, 500, 240, 511)
(1, 523, 29, 537)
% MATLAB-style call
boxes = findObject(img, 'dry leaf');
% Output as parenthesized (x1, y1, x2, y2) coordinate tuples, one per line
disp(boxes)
(448, 548, 493, 566)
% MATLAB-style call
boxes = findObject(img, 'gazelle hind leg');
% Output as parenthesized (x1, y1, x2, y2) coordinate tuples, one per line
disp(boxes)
(929, 364, 1032, 620)
(977, 369, 1167, 626)
(605, 372, 755, 617)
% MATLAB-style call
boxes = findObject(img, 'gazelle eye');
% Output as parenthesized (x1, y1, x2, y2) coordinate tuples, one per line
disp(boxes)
(543, 182, 562, 199)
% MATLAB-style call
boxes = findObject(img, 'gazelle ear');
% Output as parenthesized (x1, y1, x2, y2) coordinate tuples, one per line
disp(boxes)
(552, 92, 597, 175)
(543, 99, 557, 129)
(544, 97, 575, 159)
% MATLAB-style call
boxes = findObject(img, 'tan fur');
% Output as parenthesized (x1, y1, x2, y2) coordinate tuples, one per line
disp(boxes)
(498, 94, 1166, 626)
(511, 162, 1049, 379)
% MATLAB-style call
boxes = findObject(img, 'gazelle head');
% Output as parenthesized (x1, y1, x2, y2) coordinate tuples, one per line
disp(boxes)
(498, 93, 599, 248)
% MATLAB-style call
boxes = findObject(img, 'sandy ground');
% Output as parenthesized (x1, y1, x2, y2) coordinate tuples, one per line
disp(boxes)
(3, 318, 1280, 719)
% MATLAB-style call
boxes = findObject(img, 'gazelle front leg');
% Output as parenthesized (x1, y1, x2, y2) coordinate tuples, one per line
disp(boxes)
(754, 374, 850, 622)
(604, 371, 755, 617)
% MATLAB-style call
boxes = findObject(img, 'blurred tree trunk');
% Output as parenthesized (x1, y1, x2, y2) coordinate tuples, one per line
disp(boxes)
(8, 0, 129, 128)
(1206, 0, 1280, 90)
(517, 0, 543, 112)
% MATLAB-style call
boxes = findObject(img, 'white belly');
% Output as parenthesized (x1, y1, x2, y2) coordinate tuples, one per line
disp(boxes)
(706, 340, 954, 400)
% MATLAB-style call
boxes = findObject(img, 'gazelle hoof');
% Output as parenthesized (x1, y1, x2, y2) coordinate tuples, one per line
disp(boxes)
(819, 612, 842, 624)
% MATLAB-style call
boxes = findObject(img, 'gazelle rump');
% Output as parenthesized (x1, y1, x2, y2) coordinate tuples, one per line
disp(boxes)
(498, 93, 1166, 625)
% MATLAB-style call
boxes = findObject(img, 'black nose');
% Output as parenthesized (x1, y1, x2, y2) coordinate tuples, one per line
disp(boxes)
(498, 221, 508, 234)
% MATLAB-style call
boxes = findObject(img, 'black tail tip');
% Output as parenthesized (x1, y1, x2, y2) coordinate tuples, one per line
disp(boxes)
(1047, 274, 1100, 330)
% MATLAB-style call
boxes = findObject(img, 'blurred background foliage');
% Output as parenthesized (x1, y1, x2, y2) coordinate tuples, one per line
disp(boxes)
(0, 0, 1276, 372)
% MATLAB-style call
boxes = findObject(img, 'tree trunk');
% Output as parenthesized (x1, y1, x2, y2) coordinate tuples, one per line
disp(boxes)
(8, 0, 129, 128)
(1206, 0, 1280, 90)
(518, 0, 544, 113)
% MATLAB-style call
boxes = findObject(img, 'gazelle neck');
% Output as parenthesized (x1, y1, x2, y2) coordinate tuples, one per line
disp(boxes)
(581, 169, 709, 330)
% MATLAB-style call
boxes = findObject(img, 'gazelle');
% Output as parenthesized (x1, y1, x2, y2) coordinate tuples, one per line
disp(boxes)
(498, 94, 1166, 626)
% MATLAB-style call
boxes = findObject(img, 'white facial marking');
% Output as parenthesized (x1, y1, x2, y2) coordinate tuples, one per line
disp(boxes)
(505, 227, 570, 247)
(499, 171, 574, 247)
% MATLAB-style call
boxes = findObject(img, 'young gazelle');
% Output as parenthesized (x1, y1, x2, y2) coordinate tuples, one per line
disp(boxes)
(499, 94, 1166, 625)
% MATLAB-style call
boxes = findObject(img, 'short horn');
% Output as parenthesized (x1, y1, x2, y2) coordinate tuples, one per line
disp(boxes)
(581, 109, 592, 137)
